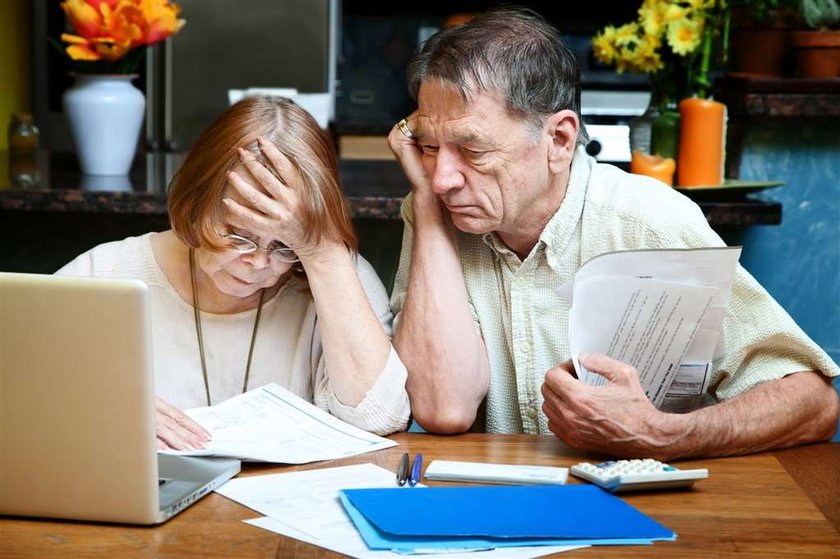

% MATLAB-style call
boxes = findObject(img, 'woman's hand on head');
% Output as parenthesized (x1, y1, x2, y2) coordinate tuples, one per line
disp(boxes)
(223, 139, 310, 254)
(155, 397, 211, 451)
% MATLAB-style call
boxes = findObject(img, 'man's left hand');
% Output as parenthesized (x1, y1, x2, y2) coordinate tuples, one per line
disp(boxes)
(541, 353, 683, 459)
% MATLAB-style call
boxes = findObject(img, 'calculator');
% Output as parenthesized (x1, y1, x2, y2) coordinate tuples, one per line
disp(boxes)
(569, 459, 708, 492)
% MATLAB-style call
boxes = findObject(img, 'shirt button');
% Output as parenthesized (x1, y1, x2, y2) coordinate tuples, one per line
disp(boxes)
(526, 407, 538, 419)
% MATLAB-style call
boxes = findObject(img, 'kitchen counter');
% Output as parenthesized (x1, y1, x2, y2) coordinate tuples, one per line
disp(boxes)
(0, 151, 781, 226)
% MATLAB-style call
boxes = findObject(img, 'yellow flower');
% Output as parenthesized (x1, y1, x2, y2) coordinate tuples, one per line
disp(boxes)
(686, 0, 717, 9)
(639, 0, 668, 37)
(593, 26, 620, 64)
(664, 3, 689, 23)
(591, 0, 727, 98)
(614, 22, 641, 47)
(667, 16, 704, 56)
(634, 34, 664, 73)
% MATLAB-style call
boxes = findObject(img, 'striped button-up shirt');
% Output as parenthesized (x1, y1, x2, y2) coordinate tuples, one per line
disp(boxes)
(391, 147, 839, 434)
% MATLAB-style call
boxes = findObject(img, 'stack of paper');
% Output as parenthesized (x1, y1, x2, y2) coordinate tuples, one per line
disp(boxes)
(339, 485, 676, 552)
(557, 246, 741, 410)
(162, 383, 395, 463)
(217, 464, 583, 558)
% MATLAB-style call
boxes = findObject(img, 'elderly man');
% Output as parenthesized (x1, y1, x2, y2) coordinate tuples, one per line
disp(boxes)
(387, 8, 839, 460)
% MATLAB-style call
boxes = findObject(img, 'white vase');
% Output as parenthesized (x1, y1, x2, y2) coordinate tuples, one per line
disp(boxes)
(62, 74, 145, 176)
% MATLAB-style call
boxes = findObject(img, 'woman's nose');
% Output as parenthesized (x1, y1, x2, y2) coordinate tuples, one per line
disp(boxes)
(242, 249, 272, 269)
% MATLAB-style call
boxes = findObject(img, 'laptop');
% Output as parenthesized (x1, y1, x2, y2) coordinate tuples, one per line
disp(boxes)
(0, 272, 240, 524)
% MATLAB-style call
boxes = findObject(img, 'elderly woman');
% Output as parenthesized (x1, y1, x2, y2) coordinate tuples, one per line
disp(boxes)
(57, 96, 410, 447)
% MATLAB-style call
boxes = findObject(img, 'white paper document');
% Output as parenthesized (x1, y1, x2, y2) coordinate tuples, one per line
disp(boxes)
(557, 247, 741, 409)
(162, 383, 395, 463)
(423, 460, 569, 485)
(216, 463, 582, 558)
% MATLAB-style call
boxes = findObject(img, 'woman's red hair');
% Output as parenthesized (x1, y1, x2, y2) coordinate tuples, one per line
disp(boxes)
(168, 96, 357, 256)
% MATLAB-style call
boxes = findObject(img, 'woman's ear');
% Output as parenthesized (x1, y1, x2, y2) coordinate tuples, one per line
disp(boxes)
(546, 110, 579, 173)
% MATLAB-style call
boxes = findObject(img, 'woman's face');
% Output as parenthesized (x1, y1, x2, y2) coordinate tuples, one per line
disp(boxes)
(194, 167, 296, 302)
(194, 231, 295, 301)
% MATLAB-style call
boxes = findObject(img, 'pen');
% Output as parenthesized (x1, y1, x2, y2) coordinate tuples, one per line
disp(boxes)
(408, 453, 423, 486)
(396, 452, 409, 486)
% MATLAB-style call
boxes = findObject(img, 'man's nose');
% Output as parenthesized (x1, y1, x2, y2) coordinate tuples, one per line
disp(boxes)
(430, 150, 466, 196)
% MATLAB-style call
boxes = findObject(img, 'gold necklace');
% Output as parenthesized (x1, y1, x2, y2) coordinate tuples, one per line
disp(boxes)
(189, 248, 265, 406)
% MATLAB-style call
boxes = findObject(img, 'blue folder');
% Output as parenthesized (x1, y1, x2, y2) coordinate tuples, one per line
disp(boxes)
(340, 484, 676, 552)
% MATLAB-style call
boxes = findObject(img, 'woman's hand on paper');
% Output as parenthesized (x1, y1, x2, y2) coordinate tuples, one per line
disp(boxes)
(155, 397, 211, 451)
(541, 353, 682, 460)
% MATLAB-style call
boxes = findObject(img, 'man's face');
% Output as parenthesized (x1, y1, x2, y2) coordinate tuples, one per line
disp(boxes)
(413, 79, 554, 238)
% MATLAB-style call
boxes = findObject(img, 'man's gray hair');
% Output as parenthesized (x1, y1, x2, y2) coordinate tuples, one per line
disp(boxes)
(406, 7, 589, 144)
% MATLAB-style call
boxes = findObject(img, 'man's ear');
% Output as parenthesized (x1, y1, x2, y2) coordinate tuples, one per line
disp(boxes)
(546, 110, 579, 173)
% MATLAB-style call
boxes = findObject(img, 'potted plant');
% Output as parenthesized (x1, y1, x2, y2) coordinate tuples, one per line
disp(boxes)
(728, 0, 799, 75)
(790, 0, 840, 76)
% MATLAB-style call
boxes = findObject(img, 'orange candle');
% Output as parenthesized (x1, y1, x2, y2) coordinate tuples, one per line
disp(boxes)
(630, 150, 676, 186)
(677, 98, 727, 187)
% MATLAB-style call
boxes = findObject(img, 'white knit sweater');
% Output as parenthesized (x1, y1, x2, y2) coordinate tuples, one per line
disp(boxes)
(57, 233, 410, 435)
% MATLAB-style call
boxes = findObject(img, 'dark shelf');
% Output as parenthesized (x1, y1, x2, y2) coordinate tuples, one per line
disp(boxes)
(716, 74, 840, 117)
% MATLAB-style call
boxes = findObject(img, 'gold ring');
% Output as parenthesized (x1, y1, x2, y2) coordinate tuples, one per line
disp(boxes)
(397, 118, 414, 139)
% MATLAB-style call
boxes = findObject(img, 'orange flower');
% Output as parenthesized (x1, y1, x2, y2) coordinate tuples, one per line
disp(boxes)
(138, 0, 186, 45)
(60, 0, 185, 63)
(61, 0, 102, 39)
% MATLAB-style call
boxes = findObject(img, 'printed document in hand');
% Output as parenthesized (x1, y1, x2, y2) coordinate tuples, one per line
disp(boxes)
(557, 247, 741, 409)
(161, 383, 395, 463)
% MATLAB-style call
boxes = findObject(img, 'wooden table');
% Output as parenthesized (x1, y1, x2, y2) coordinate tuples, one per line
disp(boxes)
(2, 434, 838, 558)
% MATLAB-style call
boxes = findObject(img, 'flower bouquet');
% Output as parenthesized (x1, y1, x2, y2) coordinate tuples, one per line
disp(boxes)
(58, 0, 185, 73)
(593, 0, 729, 100)
(592, 0, 730, 187)
(57, 0, 185, 176)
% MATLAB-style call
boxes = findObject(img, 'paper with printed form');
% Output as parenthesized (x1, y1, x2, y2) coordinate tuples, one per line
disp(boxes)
(162, 383, 395, 463)
(217, 464, 582, 558)
(557, 247, 741, 408)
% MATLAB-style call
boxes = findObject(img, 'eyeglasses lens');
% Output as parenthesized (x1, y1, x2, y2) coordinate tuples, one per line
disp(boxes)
(224, 234, 299, 263)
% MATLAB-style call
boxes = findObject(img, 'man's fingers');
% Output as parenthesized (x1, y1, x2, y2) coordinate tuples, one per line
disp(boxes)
(541, 365, 579, 413)
(544, 365, 578, 391)
(388, 116, 430, 189)
(578, 352, 638, 384)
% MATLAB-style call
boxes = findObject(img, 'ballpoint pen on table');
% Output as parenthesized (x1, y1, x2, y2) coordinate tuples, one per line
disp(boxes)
(409, 453, 423, 486)
(397, 452, 409, 486)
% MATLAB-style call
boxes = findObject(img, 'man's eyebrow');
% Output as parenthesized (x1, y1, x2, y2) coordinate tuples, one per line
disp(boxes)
(417, 129, 487, 146)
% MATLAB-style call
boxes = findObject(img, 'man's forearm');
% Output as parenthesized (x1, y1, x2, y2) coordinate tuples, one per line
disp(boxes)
(395, 202, 489, 433)
(664, 372, 839, 460)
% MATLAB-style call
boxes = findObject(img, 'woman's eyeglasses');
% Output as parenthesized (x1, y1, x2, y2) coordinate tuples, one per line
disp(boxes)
(222, 233, 300, 263)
